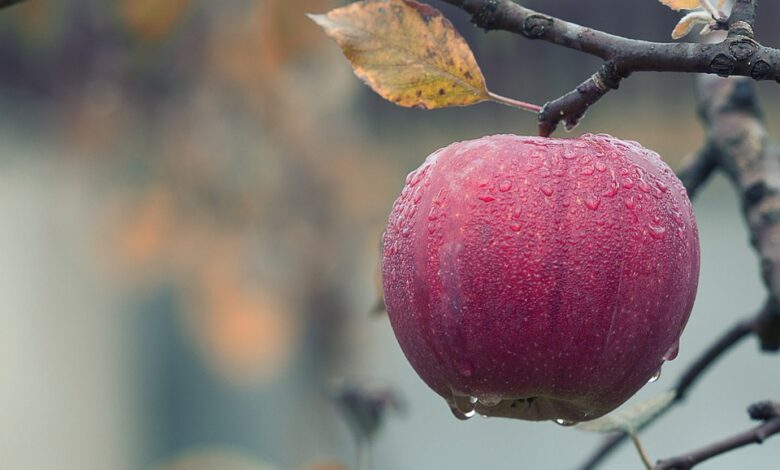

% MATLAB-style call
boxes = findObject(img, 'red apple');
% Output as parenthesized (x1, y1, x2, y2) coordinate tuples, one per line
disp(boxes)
(381, 134, 699, 423)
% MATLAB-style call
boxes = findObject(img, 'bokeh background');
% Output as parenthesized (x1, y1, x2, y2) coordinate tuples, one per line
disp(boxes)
(0, 0, 779, 469)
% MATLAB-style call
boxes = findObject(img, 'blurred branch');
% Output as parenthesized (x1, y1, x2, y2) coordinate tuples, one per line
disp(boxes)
(0, 0, 26, 9)
(439, 0, 777, 135)
(654, 401, 780, 470)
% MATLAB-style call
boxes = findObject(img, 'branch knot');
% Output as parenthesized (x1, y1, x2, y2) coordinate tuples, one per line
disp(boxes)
(522, 14, 553, 39)
(470, 0, 499, 31)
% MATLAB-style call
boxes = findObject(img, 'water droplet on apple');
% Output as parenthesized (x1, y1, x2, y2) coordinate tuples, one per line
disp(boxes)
(622, 178, 635, 189)
(581, 165, 595, 176)
(509, 222, 522, 232)
(456, 360, 474, 377)
(478, 396, 502, 407)
(595, 161, 607, 172)
(478, 195, 495, 202)
(663, 341, 680, 361)
(584, 197, 600, 210)
(499, 180, 512, 192)
(648, 367, 662, 383)
(449, 393, 477, 420)
(648, 223, 666, 240)
(603, 183, 619, 198)
(554, 418, 576, 426)
(541, 185, 554, 197)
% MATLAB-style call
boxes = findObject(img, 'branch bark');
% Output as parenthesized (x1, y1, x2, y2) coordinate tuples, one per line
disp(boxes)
(439, 0, 777, 135)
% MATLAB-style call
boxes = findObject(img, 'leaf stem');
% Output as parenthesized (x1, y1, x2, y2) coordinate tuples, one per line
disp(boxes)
(699, 0, 725, 21)
(487, 91, 542, 113)
(630, 432, 654, 470)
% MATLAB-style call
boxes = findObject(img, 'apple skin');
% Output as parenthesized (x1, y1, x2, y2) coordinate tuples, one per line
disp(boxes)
(381, 134, 699, 423)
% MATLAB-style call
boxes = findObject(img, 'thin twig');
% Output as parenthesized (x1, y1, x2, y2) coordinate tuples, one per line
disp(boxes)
(654, 402, 780, 469)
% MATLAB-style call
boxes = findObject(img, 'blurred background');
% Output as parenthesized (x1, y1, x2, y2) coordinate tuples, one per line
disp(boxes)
(0, 0, 779, 469)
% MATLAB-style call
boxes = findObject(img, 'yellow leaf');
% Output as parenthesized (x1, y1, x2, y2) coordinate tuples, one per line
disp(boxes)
(308, 0, 489, 109)
(658, 0, 701, 11)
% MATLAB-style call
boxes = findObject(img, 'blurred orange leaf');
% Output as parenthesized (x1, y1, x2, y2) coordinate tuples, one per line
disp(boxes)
(119, 0, 191, 41)
(308, 0, 489, 109)
(658, 0, 702, 10)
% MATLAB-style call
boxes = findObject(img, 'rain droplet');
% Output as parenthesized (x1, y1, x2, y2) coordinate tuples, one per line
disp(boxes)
(509, 222, 522, 232)
(595, 161, 607, 172)
(499, 180, 512, 192)
(663, 341, 680, 361)
(656, 181, 669, 193)
(457, 360, 474, 377)
(449, 394, 477, 421)
(622, 178, 635, 189)
(541, 185, 554, 197)
(603, 183, 619, 198)
(648, 368, 662, 383)
(584, 197, 600, 210)
(625, 197, 636, 210)
(478, 396, 502, 407)
(648, 223, 666, 240)
(581, 165, 596, 176)
(554, 418, 576, 427)
(638, 181, 652, 193)
(449, 405, 476, 420)
(478, 195, 495, 203)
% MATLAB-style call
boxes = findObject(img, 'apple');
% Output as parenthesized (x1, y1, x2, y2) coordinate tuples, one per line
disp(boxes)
(381, 134, 699, 423)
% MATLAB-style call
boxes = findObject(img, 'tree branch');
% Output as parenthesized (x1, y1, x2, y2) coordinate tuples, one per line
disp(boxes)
(439, 0, 777, 135)
(0, 0, 26, 9)
(654, 401, 780, 470)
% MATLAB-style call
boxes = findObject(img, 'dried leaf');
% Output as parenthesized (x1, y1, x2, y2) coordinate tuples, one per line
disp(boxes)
(671, 11, 710, 39)
(576, 390, 676, 434)
(308, 0, 489, 109)
(658, 0, 702, 11)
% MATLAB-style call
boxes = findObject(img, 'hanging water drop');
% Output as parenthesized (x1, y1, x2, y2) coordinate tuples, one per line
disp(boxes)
(663, 341, 680, 361)
(449, 393, 478, 420)
(478, 396, 502, 407)
(648, 367, 662, 383)
(554, 418, 576, 426)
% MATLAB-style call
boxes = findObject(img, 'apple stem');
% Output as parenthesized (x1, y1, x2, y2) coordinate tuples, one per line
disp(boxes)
(486, 91, 542, 113)
(629, 432, 654, 470)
